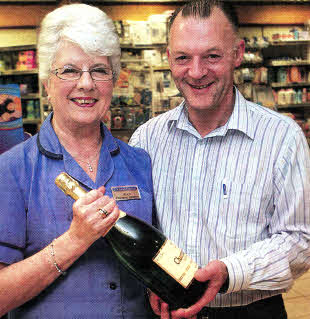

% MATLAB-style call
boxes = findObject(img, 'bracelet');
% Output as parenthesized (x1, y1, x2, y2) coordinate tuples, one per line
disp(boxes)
(49, 240, 67, 276)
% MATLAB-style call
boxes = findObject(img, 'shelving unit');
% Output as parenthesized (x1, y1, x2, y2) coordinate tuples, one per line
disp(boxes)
(0, 45, 44, 134)
(271, 82, 310, 88)
(263, 40, 310, 107)
(235, 25, 310, 141)
(109, 41, 178, 141)
(277, 103, 310, 110)
(1, 23, 309, 140)
(267, 60, 309, 66)
(109, 58, 153, 142)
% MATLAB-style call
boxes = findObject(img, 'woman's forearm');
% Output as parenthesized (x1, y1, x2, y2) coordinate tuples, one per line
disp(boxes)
(0, 189, 120, 316)
(0, 231, 89, 316)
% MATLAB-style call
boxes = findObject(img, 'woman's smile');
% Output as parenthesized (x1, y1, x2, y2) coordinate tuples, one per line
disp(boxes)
(70, 97, 98, 107)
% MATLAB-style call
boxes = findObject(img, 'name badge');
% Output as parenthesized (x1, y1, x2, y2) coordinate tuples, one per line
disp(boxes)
(111, 185, 141, 201)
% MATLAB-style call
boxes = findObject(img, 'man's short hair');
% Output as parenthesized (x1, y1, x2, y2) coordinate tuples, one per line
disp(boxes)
(168, 0, 239, 34)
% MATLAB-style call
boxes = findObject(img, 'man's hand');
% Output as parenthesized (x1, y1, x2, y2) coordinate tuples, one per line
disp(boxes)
(148, 290, 170, 319)
(148, 290, 197, 319)
(148, 260, 228, 318)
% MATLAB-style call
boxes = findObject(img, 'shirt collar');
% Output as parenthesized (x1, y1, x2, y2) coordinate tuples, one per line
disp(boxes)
(225, 88, 255, 140)
(167, 88, 255, 140)
(37, 112, 120, 160)
(167, 100, 198, 135)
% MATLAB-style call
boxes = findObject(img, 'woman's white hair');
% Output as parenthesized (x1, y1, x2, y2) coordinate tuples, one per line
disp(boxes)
(37, 4, 121, 83)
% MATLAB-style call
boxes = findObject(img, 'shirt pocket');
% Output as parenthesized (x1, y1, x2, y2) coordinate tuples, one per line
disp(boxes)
(218, 180, 269, 249)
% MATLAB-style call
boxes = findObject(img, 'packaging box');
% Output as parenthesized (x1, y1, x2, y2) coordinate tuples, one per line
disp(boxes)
(142, 49, 162, 66)
(128, 21, 152, 45)
(16, 51, 36, 70)
(18, 51, 36, 63)
(148, 14, 168, 44)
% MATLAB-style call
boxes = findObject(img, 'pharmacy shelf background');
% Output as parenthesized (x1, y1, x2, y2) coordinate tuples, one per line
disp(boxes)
(1, 14, 309, 142)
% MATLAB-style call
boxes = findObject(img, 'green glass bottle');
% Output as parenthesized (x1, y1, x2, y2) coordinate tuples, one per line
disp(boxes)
(55, 172, 207, 310)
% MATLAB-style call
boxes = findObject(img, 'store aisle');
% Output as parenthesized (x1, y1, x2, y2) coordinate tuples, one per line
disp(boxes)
(283, 270, 310, 318)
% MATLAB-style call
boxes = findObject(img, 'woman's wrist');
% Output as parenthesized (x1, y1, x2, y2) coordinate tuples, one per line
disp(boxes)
(47, 232, 90, 276)
(65, 229, 94, 253)
(49, 239, 67, 276)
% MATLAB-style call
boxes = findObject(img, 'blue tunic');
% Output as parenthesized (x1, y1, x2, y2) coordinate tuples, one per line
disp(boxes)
(0, 113, 155, 318)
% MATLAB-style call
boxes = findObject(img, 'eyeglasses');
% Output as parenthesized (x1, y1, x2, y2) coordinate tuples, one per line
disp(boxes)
(51, 66, 114, 81)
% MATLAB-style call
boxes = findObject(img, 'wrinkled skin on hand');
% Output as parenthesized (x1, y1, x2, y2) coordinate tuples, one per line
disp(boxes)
(149, 260, 228, 319)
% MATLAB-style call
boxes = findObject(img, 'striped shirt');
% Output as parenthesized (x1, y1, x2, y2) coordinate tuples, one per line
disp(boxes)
(129, 88, 310, 307)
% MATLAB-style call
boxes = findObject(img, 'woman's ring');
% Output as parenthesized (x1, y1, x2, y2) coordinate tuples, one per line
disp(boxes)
(98, 208, 109, 218)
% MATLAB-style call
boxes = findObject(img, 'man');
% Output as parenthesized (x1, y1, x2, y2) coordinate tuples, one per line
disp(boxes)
(130, 0, 310, 318)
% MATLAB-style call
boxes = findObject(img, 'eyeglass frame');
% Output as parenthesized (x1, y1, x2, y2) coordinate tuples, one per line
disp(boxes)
(50, 66, 115, 82)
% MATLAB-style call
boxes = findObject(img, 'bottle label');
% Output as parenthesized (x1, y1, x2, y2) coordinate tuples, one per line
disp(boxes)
(153, 239, 198, 288)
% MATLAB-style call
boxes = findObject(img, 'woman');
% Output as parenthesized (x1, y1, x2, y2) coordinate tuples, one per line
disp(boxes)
(0, 4, 154, 318)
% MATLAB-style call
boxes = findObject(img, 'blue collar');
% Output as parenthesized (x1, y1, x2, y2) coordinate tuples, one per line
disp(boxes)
(37, 112, 120, 160)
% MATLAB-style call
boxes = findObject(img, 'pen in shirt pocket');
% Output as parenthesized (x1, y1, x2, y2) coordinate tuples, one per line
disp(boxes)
(222, 179, 228, 199)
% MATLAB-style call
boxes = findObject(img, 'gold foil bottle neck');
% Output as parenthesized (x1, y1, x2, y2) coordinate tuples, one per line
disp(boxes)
(55, 172, 126, 218)
(55, 172, 88, 200)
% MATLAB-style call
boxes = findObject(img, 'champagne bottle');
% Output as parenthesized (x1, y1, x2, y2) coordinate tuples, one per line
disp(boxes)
(55, 172, 207, 310)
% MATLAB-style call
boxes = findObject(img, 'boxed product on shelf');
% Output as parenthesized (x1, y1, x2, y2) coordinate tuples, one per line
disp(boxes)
(110, 105, 150, 130)
(298, 31, 310, 40)
(0, 84, 22, 122)
(271, 27, 307, 42)
(21, 99, 40, 120)
(0, 52, 14, 70)
(0, 57, 5, 71)
(288, 66, 302, 83)
(0, 84, 25, 154)
(111, 108, 125, 129)
(18, 50, 35, 63)
(241, 68, 255, 82)
(147, 14, 168, 44)
(243, 50, 263, 63)
(269, 67, 308, 85)
(274, 87, 310, 106)
(115, 68, 131, 89)
(114, 20, 131, 45)
(121, 50, 141, 61)
(252, 67, 268, 84)
(153, 71, 177, 95)
(252, 85, 276, 109)
(141, 88, 152, 106)
(128, 21, 152, 45)
(16, 50, 36, 70)
(277, 67, 287, 83)
(132, 70, 151, 89)
(142, 49, 162, 66)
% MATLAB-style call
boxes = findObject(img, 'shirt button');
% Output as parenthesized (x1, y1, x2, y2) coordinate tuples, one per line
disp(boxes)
(109, 282, 117, 290)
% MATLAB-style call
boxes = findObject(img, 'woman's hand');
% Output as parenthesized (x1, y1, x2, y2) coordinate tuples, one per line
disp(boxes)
(0, 186, 120, 316)
(68, 186, 120, 248)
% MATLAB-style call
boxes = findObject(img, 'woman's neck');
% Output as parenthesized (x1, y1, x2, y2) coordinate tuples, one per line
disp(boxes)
(52, 117, 103, 181)
(52, 117, 102, 156)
